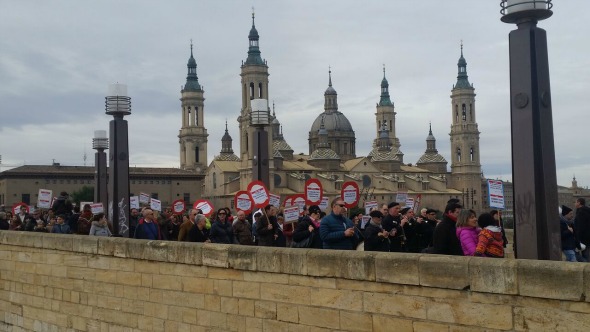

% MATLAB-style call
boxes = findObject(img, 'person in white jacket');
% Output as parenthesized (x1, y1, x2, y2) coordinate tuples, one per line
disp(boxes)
(89, 213, 112, 237)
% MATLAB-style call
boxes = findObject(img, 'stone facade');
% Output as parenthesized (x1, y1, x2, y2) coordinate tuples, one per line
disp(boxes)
(2, 231, 590, 331)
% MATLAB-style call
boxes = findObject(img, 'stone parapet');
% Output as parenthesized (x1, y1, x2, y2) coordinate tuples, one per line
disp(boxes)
(0, 231, 589, 331)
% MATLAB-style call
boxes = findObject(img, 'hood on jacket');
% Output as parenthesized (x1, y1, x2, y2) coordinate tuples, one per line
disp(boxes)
(92, 220, 108, 228)
(485, 225, 502, 233)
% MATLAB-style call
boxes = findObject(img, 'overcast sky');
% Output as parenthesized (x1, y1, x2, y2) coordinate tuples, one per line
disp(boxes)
(0, 0, 588, 188)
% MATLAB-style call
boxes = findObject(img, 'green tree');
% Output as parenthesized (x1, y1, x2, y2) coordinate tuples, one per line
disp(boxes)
(70, 186, 94, 205)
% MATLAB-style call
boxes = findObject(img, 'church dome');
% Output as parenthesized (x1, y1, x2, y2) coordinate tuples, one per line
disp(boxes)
(310, 111, 354, 133)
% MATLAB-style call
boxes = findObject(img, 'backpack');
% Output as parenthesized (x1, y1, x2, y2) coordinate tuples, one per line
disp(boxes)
(78, 217, 92, 235)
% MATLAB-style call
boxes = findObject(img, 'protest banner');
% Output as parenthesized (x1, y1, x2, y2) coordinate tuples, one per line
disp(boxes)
(247, 180, 270, 208)
(171, 199, 186, 215)
(37, 189, 52, 209)
(12, 202, 28, 215)
(412, 194, 422, 214)
(341, 181, 360, 208)
(130, 196, 140, 209)
(361, 216, 371, 229)
(292, 194, 306, 212)
(487, 179, 505, 209)
(193, 199, 214, 217)
(139, 193, 150, 204)
(283, 206, 300, 223)
(319, 196, 329, 211)
(234, 191, 253, 214)
(396, 191, 408, 203)
(405, 198, 415, 209)
(90, 203, 104, 214)
(269, 193, 281, 208)
(150, 198, 162, 212)
(304, 178, 323, 205)
(283, 196, 294, 207)
(364, 200, 378, 215)
(80, 201, 93, 210)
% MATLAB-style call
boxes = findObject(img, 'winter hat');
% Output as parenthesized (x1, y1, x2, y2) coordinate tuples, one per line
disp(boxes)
(400, 207, 411, 215)
(369, 210, 384, 218)
(561, 205, 573, 216)
(308, 205, 321, 215)
(387, 202, 400, 209)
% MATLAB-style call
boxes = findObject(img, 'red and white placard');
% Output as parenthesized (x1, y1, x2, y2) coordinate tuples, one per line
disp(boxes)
(283, 206, 300, 223)
(234, 191, 253, 214)
(193, 199, 214, 217)
(318, 196, 329, 211)
(341, 181, 360, 208)
(90, 203, 104, 214)
(292, 194, 306, 213)
(12, 202, 29, 215)
(171, 199, 186, 215)
(247, 180, 270, 208)
(150, 198, 162, 212)
(305, 178, 323, 205)
(269, 193, 281, 208)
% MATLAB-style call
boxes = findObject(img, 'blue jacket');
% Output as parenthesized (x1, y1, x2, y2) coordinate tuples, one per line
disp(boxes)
(319, 212, 358, 250)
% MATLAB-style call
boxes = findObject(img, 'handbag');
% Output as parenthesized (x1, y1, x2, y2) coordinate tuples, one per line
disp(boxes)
(291, 232, 314, 248)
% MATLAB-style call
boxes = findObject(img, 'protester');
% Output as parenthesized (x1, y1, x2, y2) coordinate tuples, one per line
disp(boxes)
(33, 219, 48, 233)
(178, 209, 197, 241)
(382, 202, 405, 252)
(560, 205, 580, 262)
(89, 213, 112, 237)
(256, 205, 278, 247)
(432, 202, 463, 255)
(319, 198, 358, 250)
(233, 210, 253, 245)
(292, 205, 323, 249)
(134, 209, 161, 240)
(0, 212, 9, 230)
(129, 208, 140, 239)
(167, 214, 181, 241)
(456, 209, 479, 256)
(363, 210, 390, 252)
(490, 209, 508, 248)
(77, 204, 93, 235)
(9, 214, 23, 231)
(274, 215, 287, 247)
(68, 205, 81, 233)
(282, 216, 294, 247)
(575, 198, 590, 261)
(474, 213, 505, 258)
(209, 208, 234, 244)
(51, 191, 73, 217)
(400, 207, 418, 252)
(187, 214, 210, 242)
(51, 215, 71, 234)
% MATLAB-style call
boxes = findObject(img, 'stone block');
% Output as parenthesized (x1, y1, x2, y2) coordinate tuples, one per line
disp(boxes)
(42, 234, 73, 252)
(375, 252, 421, 286)
(310, 288, 363, 311)
(297, 306, 340, 329)
(167, 242, 202, 265)
(363, 292, 427, 320)
(514, 306, 590, 331)
(307, 250, 375, 281)
(141, 241, 171, 262)
(517, 259, 585, 301)
(306, 250, 341, 278)
(256, 247, 283, 273)
(232, 280, 260, 299)
(372, 315, 413, 332)
(239, 298, 256, 316)
(280, 248, 309, 276)
(202, 243, 230, 268)
(426, 299, 513, 330)
(470, 257, 517, 295)
(288, 275, 336, 289)
(585, 264, 590, 303)
(339, 310, 372, 331)
(255, 300, 277, 319)
(412, 321, 449, 332)
(228, 245, 258, 271)
(419, 255, 471, 290)
(276, 302, 299, 323)
(72, 236, 98, 254)
(260, 284, 311, 305)
(97, 237, 129, 258)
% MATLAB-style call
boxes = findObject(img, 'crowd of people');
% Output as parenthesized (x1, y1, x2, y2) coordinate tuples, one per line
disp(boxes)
(1, 192, 589, 262)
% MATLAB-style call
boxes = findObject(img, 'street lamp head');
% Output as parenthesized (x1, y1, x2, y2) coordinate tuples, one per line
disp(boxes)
(92, 130, 109, 150)
(500, 0, 552, 24)
(250, 98, 269, 126)
(105, 83, 132, 116)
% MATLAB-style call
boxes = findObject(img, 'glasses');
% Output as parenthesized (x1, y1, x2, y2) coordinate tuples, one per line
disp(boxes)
(335, 204, 346, 208)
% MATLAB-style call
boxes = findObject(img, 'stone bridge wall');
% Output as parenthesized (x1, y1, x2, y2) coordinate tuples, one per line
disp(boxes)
(0, 231, 589, 331)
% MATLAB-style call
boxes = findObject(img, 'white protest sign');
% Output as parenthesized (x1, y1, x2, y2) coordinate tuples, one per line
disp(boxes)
(247, 181, 270, 208)
(283, 206, 300, 223)
(341, 182, 359, 208)
(130, 196, 140, 209)
(139, 193, 150, 204)
(80, 201, 93, 210)
(235, 191, 253, 213)
(405, 198, 415, 209)
(395, 191, 408, 203)
(304, 178, 323, 205)
(37, 189, 53, 209)
(361, 216, 371, 229)
(150, 198, 162, 212)
(293, 195, 306, 213)
(364, 200, 378, 215)
(319, 196, 329, 211)
(90, 203, 104, 214)
(269, 193, 281, 208)
(487, 179, 505, 209)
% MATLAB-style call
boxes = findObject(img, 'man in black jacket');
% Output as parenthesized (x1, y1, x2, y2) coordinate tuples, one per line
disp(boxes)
(364, 210, 390, 252)
(432, 202, 463, 256)
(575, 198, 590, 261)
(382, 202, 405, 252)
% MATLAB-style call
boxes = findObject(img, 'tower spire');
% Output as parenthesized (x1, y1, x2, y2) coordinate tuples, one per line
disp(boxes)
(245, 10, 264, 65)
(454, 41, 471, 89)
(328, 66, 332, 87)
(184, 40, 201, 91)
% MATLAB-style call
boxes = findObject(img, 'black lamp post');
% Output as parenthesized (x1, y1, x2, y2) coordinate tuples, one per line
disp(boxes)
(500, 0, 560, 260)
(105, 84, 131, 237)
(251, 98, 270, 188)
(92, 130, 108, 210)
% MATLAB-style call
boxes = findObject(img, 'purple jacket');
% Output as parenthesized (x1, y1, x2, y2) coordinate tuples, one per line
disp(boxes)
(456, 226, 480, 256)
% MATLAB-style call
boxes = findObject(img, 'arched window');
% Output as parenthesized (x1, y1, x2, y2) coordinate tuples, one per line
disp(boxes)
(462, 104, 466, 121)
(389, 120, 392, 132)
(470, 103, 473, 121)
(249, 83, 254, 100)
(362, 175, 371, 188)
(213, 172, 217, 189)
(195, 146, 199, 163)
(457, 148, 462, 162)
(195, 106, 199, 126)
(455, 105, 459, 122)
(274, 174, 282, 187)
(258, 83, 263, 98)
(470, 147, 475, 162)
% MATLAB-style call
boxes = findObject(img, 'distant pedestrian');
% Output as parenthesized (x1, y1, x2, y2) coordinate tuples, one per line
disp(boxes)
(456, 209, 479, 256)
(432, 202, 463, 256)
(51, 215, 71, 234)
(474, 213, 504, 258)
(89, 213, 112, 237)
(575, 198, 590, 261)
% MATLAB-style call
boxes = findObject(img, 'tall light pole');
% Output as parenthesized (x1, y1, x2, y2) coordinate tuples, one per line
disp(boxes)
(251, 98, 270, 188)
(500, 0, 560, 260)
(105, 84, 131, 237)
(92, 130, 109, 210)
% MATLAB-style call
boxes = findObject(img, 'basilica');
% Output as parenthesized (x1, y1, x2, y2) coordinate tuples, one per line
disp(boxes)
(179, 14, 483, 212)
